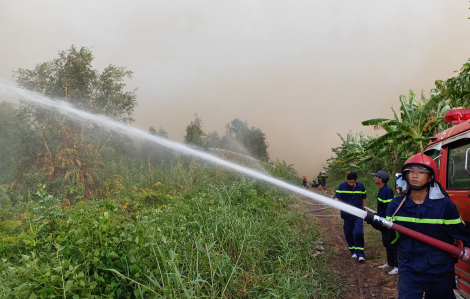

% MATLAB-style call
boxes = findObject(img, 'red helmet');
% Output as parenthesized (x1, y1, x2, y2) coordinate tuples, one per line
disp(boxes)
(401, 153, 439, 182)
(303, 175, 306, 178)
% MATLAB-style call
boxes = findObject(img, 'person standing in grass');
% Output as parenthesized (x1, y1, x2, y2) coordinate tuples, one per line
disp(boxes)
(334, 172, 367, 261)
(302, 175, 308, 188)
(372, 170, 398, 275)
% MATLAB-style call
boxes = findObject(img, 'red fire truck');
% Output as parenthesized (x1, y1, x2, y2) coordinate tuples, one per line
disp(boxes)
(424, 108, 470, 298)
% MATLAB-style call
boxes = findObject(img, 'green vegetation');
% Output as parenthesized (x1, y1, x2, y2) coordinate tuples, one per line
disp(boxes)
(0, 46, 338, 298)
(327, 58, 470, 177)
(185, 117, 270, 162)
(0, 162, 341, 298)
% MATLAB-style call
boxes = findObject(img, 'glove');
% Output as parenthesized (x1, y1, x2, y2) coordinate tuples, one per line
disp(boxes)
(364, 212, 387, 231)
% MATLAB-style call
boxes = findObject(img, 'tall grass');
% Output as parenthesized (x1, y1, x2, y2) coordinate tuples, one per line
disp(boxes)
(0, 158, 343, 298)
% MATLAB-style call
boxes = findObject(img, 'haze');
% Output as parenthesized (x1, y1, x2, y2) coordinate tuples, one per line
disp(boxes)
(1, 0, 469, 180)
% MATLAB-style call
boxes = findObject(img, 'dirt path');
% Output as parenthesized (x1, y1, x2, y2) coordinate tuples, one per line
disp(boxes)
(304, 188, 398, 299)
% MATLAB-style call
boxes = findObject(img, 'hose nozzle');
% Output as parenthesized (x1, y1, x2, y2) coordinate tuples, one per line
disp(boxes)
(364, 211, 393, 230)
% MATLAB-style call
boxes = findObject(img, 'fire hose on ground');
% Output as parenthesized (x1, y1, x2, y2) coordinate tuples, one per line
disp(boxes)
(364, 212, 470, 262)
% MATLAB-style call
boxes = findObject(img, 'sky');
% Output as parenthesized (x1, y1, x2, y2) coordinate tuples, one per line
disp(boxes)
(1, 0, 470, 180)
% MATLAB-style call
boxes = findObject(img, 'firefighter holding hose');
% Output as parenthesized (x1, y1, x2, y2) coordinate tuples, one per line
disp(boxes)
(367, 153, 470, 299)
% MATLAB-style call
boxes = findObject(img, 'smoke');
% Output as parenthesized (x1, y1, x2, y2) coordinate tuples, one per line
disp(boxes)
(1, 0, 469, 179)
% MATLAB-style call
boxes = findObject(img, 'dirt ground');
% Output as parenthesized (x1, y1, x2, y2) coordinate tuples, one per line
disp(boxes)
(304, 188, 399, 299)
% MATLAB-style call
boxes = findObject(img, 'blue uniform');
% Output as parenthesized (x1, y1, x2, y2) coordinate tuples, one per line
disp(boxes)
(377, 184, 394, 217)
(319, 174, 328, 187)
(386, 194, 470, 299)
(335, 182, 367, 257)
(376, 184, 397, 267)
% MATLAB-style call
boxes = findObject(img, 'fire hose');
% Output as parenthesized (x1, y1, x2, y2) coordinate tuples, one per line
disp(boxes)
(364, 212, 470, 262)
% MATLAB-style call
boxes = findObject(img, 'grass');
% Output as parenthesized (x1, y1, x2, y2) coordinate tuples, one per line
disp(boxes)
(0, 160, 345, 298)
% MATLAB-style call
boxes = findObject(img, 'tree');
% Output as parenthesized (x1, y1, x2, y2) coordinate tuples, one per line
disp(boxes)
(15, 45, 137, 122)
(12, 45, 138, 199)
(0, 102, 40, 185)
(432, 59, 470, 108)
(362, 90, 450, 166)
(149, 126, 169, 139)
(184, 115, 207, 148)
(224, 118, 269, 161)
(327, 131, 373, 175)
(206, 131, 221, 148)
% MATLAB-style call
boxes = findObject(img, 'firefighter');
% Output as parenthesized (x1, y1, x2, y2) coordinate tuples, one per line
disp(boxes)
(317, 172, 324, 190)
(334, 172, 367, 261)
(302, 175, 307, 188)
(311, 180, 319, 188)
(368, 153, 470, 299)
(372, 170, 398, 275)
(320, 171, 328, 188)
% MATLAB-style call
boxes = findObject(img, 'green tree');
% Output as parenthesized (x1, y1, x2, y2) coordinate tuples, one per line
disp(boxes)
(184, 115, 207, 148)
(0, 102, 40, 186)
(362, 90, 450, 169)
(12, 45, 138, 198)
(15, 45, 137, 122)
(224, 118, 269, 161)
(432, 58, 470, 108)
(149, 126, 169, 139)
(327, 131, 373, 175)
(206, 131, 221, 148)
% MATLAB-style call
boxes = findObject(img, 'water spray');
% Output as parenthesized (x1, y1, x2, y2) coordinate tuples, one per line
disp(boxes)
(4, 82, 466, 260)
(0, 82, 367, 218)
(364, 212, 470, 262)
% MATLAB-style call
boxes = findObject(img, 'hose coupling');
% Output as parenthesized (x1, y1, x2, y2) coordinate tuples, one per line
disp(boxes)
(459, 247, 470, 262)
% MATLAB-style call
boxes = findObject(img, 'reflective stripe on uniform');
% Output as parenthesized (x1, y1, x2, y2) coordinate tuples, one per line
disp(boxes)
(391, 231, 400, 244)
(377, 197, 393, 203)
(336, 190, 366, 194)
(348, 246, 364, 251)
(385, 216, 461, 225)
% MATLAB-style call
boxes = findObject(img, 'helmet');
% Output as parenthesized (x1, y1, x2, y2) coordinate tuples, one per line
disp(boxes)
(303, 175, 306, 178)
(401, 153, 439, 192)
(322, 171, 325, 174)
(401, 153, 439, 182)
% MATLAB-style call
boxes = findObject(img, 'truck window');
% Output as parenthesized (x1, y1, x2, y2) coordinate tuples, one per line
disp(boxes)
(424, 149, 441, 169)
(447, 139, 470, 190)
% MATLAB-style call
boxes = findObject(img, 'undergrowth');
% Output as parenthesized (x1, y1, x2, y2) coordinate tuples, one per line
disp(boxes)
(0, 160, 343, 298)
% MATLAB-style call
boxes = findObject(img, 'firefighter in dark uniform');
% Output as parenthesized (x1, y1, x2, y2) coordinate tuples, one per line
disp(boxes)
(367, 153, 470, 299)
(317, 172, 324, 190)
(302, 175, 307, 188)
(334, 172, 367, 261)
(320, 171, 328, 188)
(372, 170, 398, 274)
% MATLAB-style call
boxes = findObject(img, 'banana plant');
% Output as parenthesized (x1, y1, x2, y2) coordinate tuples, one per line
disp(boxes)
(362, 90, 449, 156)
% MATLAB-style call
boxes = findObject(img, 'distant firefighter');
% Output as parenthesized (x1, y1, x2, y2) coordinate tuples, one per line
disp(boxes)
(311, 180, 319, 188)
(302, 175, 308, 188)
(317, 172, 324, 190)
(319, 171, 328, 187)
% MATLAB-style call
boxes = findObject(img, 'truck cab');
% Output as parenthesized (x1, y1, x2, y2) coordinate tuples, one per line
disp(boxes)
(424, 108, 470, 298)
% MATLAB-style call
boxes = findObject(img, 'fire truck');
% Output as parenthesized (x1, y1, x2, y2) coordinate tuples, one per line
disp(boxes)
(423, 108, 470, 298)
